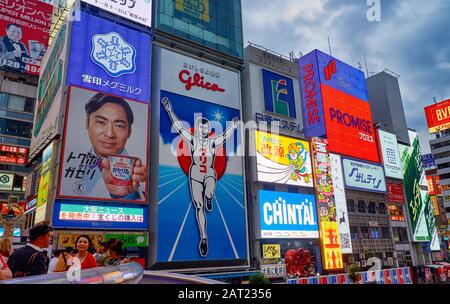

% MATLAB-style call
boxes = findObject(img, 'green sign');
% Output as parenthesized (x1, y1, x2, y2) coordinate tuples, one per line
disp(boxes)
(401, 132, 439, 243)
(34, 24, 67, 137)
(105, 233, 148, 247)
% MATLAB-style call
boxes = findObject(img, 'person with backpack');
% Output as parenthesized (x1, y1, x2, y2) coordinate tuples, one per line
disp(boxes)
(7, 223, 53, 278)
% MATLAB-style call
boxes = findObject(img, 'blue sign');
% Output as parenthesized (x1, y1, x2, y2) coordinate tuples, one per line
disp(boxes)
(68, 12, 151, 103)
(51, 200, 148, 230)
(0, 227, 20, 237)
(422, 153, 436, 170)
(342, 157, 387, 193)
(259, 190, 319, 239)
(262, 69, 296, 118)
(299, 51, 326, 139)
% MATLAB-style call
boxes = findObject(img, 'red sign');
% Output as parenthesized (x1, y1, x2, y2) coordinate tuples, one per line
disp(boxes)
(426, 175, 442, 196)
(387, 182, 405, 203)
(0, 144, 28, 164)
(322, 85, 379, 163)
(179, 69, 225, 92)
(425, 99, 450, 134)
(0, 0, 53, 76)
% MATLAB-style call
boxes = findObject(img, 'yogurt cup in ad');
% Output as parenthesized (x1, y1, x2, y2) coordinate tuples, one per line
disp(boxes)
(108, 155, 136, 187)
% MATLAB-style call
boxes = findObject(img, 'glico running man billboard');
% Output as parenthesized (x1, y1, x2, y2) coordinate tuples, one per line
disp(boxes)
(0, 0, 53, 76)
(299, 50, 379, 163)
(156, 47, 248, 266)
(255, 130, 313, 188)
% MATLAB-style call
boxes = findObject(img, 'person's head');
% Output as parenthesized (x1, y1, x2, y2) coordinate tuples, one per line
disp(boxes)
(109, 240, 124, 258)
(97, 242, 108, 254)
(75, 235, 93, 254)
(0, 238, 12, 257)
(6, 24, 22, 42)
(52, 249, 63, 258)
(85, 93, 134, 158)
(64, 246, 74, 255)
(29, 223, 53, 249)
(195, 117, 211, 138)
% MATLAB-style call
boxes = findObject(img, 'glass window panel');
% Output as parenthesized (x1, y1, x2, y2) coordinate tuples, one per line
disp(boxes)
(8, 95, 25, 112)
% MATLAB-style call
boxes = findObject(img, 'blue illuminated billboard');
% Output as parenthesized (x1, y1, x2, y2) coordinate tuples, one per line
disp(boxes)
(52, 200, 148, 230)
(259, 190, 319, 239)
(67, 11, 152, 103)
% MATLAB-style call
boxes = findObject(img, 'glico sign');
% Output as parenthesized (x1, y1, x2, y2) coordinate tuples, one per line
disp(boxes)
(299, 50, 379, 163)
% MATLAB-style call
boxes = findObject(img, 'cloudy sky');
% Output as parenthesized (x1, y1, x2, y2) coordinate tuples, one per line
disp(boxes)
(242, 0, 450, 153)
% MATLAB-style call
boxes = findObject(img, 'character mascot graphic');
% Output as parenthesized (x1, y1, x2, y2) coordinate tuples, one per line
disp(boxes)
(286, 142, 312, 183)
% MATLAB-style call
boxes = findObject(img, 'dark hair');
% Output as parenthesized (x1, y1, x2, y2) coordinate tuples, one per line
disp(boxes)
(64, 247, 74, 254)
(109, 240, 125, 256)
(85, 93, 134, 127)
(75, 235, 93, 251)
(7, 23, 21, 31)
(99, 242, 108, 249)
(196, 117, 210, 125)
(53, 249, 63, 257)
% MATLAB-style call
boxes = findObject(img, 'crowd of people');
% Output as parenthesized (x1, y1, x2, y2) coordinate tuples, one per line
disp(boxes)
(0, 223, 130, 281)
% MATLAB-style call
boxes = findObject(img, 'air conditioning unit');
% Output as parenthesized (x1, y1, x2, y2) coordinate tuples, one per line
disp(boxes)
(359, 253, 365, 259)
(361, 260, 367, 267)
(356, 262, 361, 268)
(388, 257, 394, 266)
(348, 256, 355, 264)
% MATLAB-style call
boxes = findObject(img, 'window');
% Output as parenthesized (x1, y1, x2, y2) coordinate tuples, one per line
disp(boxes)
(368, 201, 376, 214)
(8, 95, 25, 112)
(370, 228, 381, 239)
(360, 226, 369, 239)
(358, 200, 366, 213)
(392, 227, 408, 242)
(378, 203, 387, 215)
(381, 227, 391, 239)
(0, 119, 32, 138)
(350, 226, 358, 240)
(24, 98, 35, 113)
(347, 199, 355, 213)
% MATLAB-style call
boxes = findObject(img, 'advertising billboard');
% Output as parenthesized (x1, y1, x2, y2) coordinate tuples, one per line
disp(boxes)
(400, 130, 439, 242)
(0, 145, 27, 164)
(0, 0, 53, 76)
(262, 69, 296, 118)
(426, 175, 442, 196)
(81, 0, 152, 27)
(311, 138, 343, 271)
(67, 11, 152, 103)
(422, 154, 436, 171)
(377, 130, 403, 179)
(299, 50, 378, 163)
(259, 190, 319, 239)
(156, 47, 247, 265)
(387, 181, 405, 203)
(0, 172, 14, 191)
(255, 130, 313, 187)
(35, 142, 54, 224)
(425, 99, 450, 134)
(30, 21, 68, 158)
(58, 86, 149, 203)
(330, 153, 352, 254)
(52, 199, 148, 230)
(342, 157, 387, 193)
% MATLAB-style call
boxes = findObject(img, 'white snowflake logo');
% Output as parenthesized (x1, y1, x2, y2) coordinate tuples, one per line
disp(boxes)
(90, 32, 136, 78)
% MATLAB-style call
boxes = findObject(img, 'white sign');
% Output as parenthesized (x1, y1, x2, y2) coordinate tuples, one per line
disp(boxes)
(0, 173, 14, 191)
(330, 154, 352, 254)
(378, 130, 403, 179)
(159, 48, 240, 109)
(343, 158, 387, 193)
(260, 263, 287, 279)
(81, 0, 152, 27)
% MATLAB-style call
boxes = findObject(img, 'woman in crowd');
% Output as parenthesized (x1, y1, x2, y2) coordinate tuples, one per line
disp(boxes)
(103, 240, 129, 266)
(74, 235, 97, 270)
(0, 238, 12, 263)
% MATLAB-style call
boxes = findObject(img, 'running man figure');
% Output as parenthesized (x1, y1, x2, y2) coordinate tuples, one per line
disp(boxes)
(161, 97, 240, 257)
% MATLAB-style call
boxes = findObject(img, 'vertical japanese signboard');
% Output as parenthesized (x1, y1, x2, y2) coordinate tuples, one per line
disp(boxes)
(35, 142, 54, 224)
(330, 153, 352, 254)
(311, 137, 343, 271)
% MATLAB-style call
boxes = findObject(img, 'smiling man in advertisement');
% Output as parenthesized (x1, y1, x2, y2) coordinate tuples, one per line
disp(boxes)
(59, 87, 149, 203)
